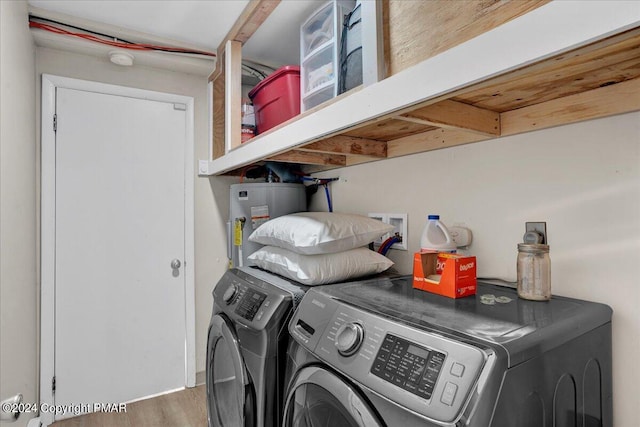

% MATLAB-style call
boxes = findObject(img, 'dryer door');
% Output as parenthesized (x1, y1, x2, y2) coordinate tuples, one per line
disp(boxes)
(206, 314, 255, 427)
(283, 365, 383, 427)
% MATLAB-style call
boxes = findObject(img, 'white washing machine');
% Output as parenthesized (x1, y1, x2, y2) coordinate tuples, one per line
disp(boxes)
(284, 275, 612, 426)
(206, 267, 307, 427)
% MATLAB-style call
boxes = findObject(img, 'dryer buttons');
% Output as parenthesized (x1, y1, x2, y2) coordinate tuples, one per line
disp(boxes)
(440, 382, 458, 406)
(450, 362, 465, 377)
(235, 289, 267, 320)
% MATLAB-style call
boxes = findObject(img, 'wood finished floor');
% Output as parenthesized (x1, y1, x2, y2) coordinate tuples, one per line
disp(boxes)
(51, 385, 206, 427)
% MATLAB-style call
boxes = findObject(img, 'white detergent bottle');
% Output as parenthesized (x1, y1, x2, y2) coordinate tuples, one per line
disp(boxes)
(420, 214, 457, 253)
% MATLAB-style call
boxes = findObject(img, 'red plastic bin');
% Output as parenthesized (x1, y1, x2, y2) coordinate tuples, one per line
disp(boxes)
(248, 65, 300, 134)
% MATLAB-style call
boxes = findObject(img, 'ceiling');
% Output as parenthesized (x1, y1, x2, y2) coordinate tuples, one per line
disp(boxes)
(28, 0, 325, 74)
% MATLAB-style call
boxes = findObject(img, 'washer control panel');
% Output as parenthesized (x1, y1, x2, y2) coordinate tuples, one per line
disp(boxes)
(371, 334, 445, 401)
(289, 288, 488, 424)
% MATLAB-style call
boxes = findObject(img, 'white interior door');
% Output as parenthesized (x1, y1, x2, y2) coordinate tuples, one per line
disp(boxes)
(53, 87, 187, 419)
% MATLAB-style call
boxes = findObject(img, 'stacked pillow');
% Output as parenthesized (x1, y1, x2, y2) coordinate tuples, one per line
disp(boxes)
(247, 212, 394, 285)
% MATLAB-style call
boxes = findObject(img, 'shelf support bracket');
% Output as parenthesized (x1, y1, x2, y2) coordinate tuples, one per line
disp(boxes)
(298, 136, 387, 158)
(395, 99, 501, 137)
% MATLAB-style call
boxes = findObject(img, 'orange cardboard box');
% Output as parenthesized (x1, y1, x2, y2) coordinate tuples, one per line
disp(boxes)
(412, 251, 477, 298)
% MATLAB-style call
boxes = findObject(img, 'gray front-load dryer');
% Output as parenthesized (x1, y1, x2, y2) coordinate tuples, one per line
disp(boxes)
(206, 267, 307, 427)
(284, 276, 612, 427)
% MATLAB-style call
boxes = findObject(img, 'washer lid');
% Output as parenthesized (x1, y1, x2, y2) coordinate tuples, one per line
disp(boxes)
(314, 276, 612, 367)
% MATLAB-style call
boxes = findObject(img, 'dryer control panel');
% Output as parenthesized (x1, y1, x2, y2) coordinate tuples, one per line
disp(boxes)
(213, 269, 291, 330)
(234, 287, 267, 321)
(289, 288, 488, 424)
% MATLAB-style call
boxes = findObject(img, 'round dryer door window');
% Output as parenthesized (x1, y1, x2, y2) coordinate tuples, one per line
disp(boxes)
(283, 366, 382, 427)
(206, 315, 255, 427)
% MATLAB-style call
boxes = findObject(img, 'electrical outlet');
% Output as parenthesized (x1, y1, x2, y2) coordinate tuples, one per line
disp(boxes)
(368, 213, 407, 251)
(525, 222, 547, 244)
(449, 226, 472, 248)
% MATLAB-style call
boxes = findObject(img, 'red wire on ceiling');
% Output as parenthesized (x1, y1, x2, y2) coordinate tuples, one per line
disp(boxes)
(29, 21, 216, 57)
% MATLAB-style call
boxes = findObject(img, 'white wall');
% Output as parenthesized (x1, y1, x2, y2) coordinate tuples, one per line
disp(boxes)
(0, 1, 37, 426)
(310, 112, 640, 426)
(6, 9, 637, 425)
(35, 47, 233, 377)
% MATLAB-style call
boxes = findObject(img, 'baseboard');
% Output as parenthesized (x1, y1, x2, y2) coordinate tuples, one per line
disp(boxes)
(27, 417, 43, 427)
(195, 370, 206, 386)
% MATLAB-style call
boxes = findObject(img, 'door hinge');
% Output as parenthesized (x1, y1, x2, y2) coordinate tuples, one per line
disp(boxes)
(52, 376, 56, 394)
(53, 114, 57, 132)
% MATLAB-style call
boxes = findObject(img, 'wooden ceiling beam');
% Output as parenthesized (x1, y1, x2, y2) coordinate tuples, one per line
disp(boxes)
(267, 150, 347, 166)
(298, 136, 388, 158)
(395, 99, 500, 137)
(221, 0, 281, 47)
(209, 0, 281, 81)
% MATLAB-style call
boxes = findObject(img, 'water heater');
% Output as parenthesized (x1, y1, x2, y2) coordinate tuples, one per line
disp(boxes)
(228, 182, 307, 267)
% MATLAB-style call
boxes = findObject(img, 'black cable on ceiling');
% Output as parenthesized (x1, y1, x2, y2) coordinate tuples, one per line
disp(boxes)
(30, 15, 137, 44)
(29, 14, 216, 57)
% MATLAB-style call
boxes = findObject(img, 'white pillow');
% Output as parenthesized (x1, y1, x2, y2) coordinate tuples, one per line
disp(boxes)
(248, 212, 394, 255)
(247, 246, 394, 286)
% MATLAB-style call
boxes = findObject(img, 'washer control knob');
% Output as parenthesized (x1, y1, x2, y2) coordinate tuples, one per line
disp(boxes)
(335, 322, 364, 357)
(222, 284, 237, 304)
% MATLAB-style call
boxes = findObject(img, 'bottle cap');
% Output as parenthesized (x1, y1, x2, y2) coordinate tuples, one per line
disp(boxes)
(428, 214, 439, 220)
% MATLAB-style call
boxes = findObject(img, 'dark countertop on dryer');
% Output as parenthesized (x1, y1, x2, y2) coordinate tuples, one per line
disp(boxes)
(316, 276, 612, 367)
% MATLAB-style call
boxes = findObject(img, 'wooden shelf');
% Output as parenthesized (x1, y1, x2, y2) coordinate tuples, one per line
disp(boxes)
(200, 1, 640, 177)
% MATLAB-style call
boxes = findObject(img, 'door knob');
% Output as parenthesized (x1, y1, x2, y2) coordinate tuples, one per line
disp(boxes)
(171, 259, 182, 269)
(0, 393, 22, 421)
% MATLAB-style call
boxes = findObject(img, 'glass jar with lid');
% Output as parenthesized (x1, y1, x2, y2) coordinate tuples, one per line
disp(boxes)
(517, 243, 551, 301)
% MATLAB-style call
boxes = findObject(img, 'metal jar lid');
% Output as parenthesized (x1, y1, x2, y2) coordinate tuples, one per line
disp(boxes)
(518, 243, 549, 253)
